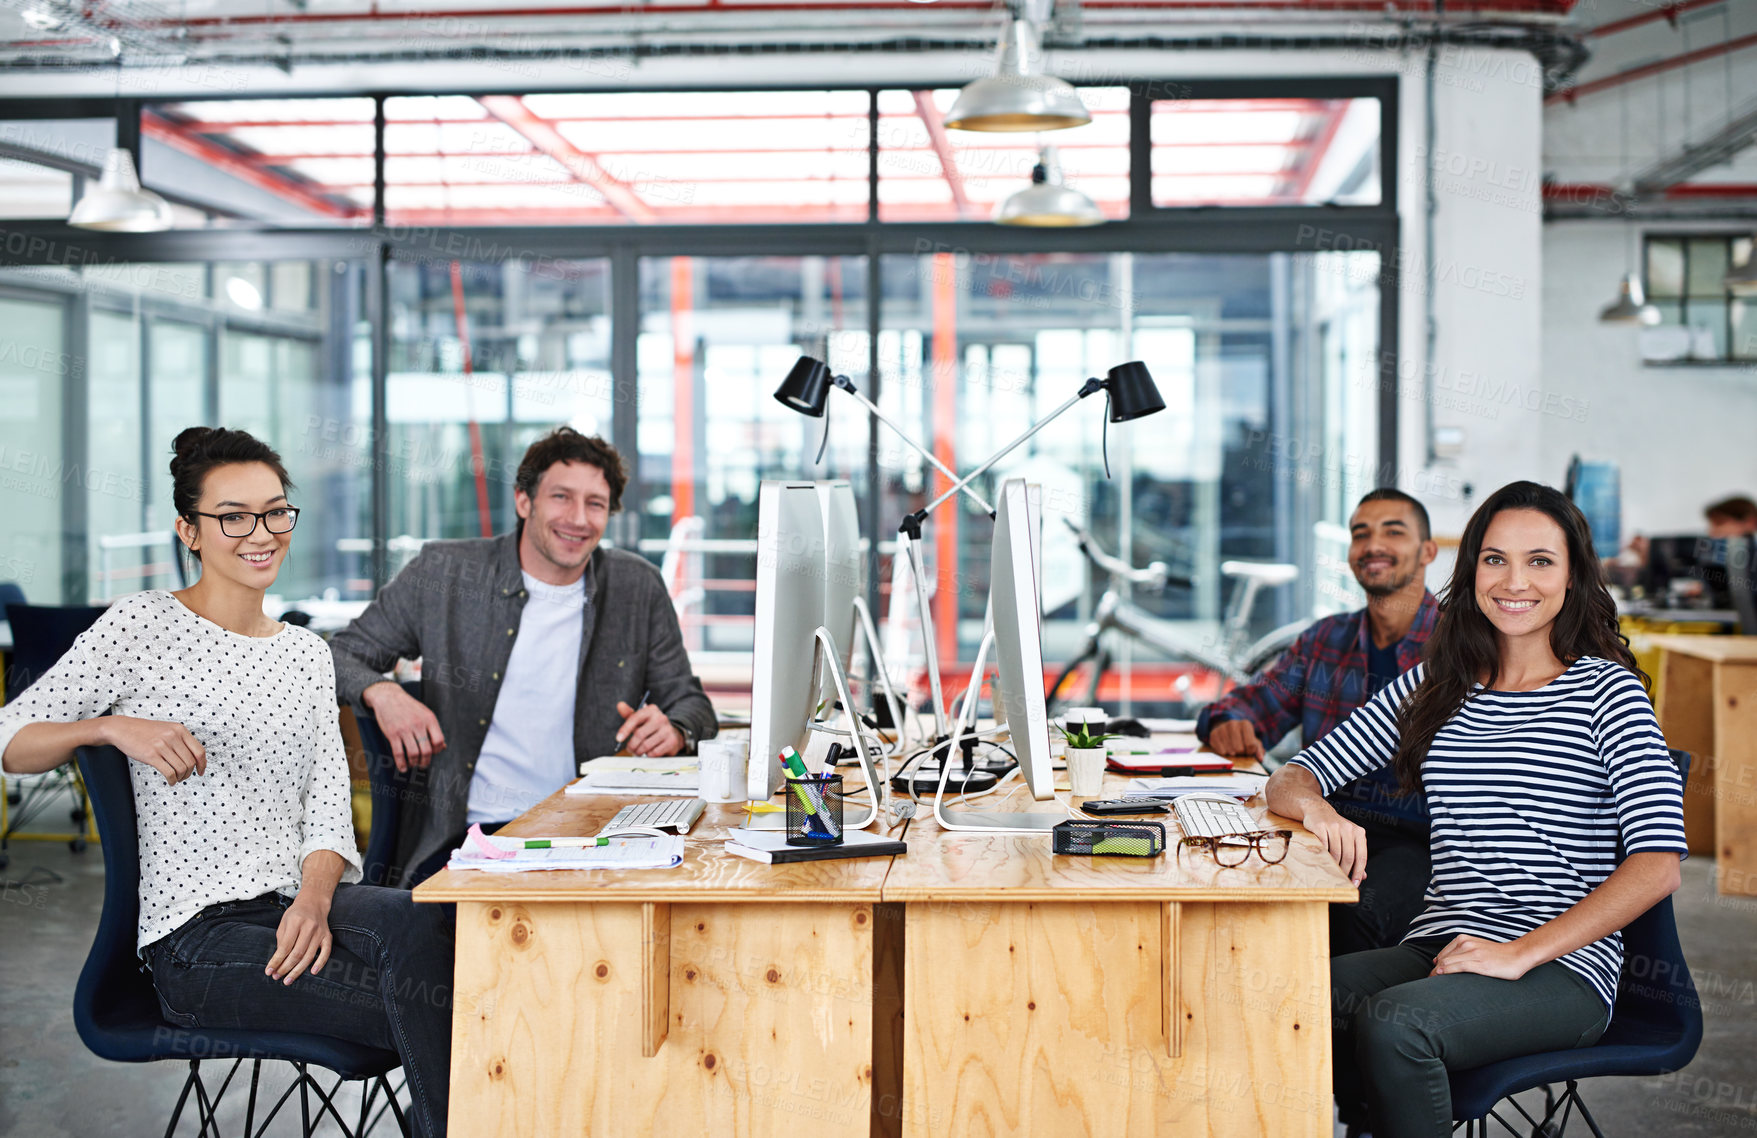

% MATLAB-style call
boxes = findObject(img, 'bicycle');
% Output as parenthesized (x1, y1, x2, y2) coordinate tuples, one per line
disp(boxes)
(1047, 518, 1309, 713)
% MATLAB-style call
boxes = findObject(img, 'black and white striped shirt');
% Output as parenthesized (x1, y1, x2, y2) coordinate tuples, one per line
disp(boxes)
(1290, 656, 1687, 1012)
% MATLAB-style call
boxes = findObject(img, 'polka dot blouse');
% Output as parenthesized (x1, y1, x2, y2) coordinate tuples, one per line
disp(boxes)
(0, 590, 363, 950)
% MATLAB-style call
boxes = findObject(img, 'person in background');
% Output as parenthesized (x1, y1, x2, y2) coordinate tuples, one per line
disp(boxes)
(329, 427, 716, 885)
(1268, 480, 1685, 1138)
(1197, 488, 1439, 958)
(0, 428, 453, 1138)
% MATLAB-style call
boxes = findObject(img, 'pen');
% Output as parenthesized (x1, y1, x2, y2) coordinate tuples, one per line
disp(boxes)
(511, 837, 613, 849)
(615, 688, 654, 751)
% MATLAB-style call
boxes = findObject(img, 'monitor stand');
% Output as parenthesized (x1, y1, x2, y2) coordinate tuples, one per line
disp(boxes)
(931, 628, 1063, 835)
(809, 625, 888, 830)
(851, 596, 912, 753)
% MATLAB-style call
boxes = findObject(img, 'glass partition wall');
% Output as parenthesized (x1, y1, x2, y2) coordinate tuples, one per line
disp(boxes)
(0, 80, 1396, 713)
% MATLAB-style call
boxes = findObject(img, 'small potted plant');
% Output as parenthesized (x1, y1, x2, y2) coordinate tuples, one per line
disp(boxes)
(1056, 720, 1119, 798)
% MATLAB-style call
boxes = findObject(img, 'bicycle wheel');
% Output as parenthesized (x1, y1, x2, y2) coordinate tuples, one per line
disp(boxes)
(1047, 649, 1103, 715)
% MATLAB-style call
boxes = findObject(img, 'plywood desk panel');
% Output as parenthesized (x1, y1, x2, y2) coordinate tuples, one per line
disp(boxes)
(1653, 635, 1757, 894)
(888, 774, 1352, 1138)
(417, 787, 901, 1138)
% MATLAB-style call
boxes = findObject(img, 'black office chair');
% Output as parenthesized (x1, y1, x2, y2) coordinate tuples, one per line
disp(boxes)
(1450, 749, 1702, 1136)
(352, 681, 423, 889)
(74, 743, 409, 1137)
(1, 603, 109, 868)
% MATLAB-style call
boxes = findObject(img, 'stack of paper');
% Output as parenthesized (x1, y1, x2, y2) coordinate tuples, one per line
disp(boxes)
(567, 755, 699, 796)
(447, 829, 686, 872)
(1123, 773, 1267, 801)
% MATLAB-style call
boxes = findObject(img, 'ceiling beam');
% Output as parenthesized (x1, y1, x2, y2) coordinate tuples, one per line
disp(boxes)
(474, 95, 655, 223)
(911, 91, 974, 221)
(1548, 30, 1757, 105)
(142, 111, 356, 219)
(1633, 100, 1757, 194)
(1585, 0, 1726, 39)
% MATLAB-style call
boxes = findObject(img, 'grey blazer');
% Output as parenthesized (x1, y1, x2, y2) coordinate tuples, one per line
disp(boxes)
(329, 529, 717, 879)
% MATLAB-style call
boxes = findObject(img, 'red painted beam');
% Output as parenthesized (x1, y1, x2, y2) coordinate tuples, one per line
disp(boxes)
(1283, 99, 1347, 202)
(912, 90, 975, 221)
(130, 0, 1577, 31)
(1548, 30, 1757, 105)
(475, 94, 656, 222)
(142, 111, 356, 219)
(1585, 0, 1722, 39)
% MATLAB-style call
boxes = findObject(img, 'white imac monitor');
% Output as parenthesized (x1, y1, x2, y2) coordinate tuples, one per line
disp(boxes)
(748, 481, 827, 799)
(932, 478, 1060, 833)
(815, 481, 864, 680)
(990, 479, 1056, 803)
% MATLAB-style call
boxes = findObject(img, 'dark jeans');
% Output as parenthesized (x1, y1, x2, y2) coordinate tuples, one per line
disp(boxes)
(1331, 936, 1610, 1138)
(1331, 825, 1432, 958)
(145, 884, 455, 1138)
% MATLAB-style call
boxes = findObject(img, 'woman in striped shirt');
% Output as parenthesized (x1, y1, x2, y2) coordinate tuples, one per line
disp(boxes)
(1265, 480, 1687, 1138)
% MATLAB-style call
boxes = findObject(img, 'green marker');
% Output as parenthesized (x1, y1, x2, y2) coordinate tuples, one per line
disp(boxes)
(513, 837, 612, 849)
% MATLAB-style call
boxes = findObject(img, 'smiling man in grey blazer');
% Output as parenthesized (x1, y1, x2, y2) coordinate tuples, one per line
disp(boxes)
(330, 427, 716, 884)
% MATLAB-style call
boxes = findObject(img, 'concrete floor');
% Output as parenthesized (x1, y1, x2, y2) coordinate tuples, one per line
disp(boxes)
(2, 786, 1755, 1137)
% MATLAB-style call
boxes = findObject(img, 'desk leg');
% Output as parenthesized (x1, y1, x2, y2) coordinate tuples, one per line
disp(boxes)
(901, 900, 1331, 1138)
(1715, 662, 1757, 896)
(448, 900, 875, 1137)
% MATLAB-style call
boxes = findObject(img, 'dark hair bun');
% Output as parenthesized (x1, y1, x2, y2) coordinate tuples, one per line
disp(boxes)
(171, 426, 221, 465)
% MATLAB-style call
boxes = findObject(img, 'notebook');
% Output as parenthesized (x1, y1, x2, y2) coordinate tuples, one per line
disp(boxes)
(723, 828, 905, 865)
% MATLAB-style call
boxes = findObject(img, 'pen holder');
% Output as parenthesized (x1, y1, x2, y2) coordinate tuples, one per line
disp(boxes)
(784, 774, 845, 846)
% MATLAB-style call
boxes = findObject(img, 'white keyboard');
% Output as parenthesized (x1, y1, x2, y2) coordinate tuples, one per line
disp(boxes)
(600, 798, 706, 836)
(1172, 793, 1258, 839)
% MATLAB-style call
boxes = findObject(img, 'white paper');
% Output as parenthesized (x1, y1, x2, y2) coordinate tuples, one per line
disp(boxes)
(447, 834, 685, 872)
(1124, 774, 1267, 800)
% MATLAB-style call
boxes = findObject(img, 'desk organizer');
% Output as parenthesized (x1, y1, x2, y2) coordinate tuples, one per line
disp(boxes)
(1052, 819, 1166, 858)
(784, 773, 845, 846)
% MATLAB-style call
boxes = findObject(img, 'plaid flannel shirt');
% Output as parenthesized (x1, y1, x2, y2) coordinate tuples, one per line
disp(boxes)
(1197, 590, 1439, 834)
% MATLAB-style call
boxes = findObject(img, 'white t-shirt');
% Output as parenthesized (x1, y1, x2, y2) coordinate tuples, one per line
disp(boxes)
(0, 590, 363, 951)
(466, 570, 586, 824)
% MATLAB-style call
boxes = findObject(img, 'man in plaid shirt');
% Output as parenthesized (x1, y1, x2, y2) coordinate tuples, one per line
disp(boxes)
(1197, 488, 1439, 956)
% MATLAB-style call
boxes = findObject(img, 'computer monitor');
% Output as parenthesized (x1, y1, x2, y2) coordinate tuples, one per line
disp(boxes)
(933, 478, 1060, 833)
(815, 481, 864, 682)
(991, 479, 1055, 803)
(1646, 534, 1740, 611)
(748, 481, 827, 799)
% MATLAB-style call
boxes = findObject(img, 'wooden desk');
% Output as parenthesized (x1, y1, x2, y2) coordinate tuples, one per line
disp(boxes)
(1652, 635, 1757, 894)
(415, 791, 901, 1138)
(417, 758, 1357, 1137)
(885, 773, 1355, 1138)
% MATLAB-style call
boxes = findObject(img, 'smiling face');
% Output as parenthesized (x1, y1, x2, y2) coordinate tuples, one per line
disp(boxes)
(172, 461, 292, 591)
(1349, 498, 1436, 598)
(1473, 508, 1572, 644)
(516, 459, 611, 583)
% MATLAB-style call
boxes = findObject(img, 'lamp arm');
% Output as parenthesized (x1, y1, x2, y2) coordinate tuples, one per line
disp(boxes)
(914, 379, 1101, 521)
(833, 378, 995, 517)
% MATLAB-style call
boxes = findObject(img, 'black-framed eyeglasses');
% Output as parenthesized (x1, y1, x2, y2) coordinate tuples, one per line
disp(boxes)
(186, 507, 301, 539)
(1175, 829, 1292, 868)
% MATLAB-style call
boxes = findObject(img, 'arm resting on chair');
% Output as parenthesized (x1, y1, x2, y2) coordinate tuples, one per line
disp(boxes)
(5, 718, 207, 784)
(2, 719, 111, 774)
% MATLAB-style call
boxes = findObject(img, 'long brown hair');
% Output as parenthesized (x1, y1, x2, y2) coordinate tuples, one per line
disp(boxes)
(1390, 480, 1642, 793)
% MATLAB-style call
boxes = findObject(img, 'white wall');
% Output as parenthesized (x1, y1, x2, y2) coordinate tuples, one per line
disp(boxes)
(1543, 221, 1757, 538)
(1397, 49, 1548, 542)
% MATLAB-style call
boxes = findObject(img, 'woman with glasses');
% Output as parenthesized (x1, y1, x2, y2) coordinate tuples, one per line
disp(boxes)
(1265, 480, 1687, 1138)
(0, 427, 453, 1138)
